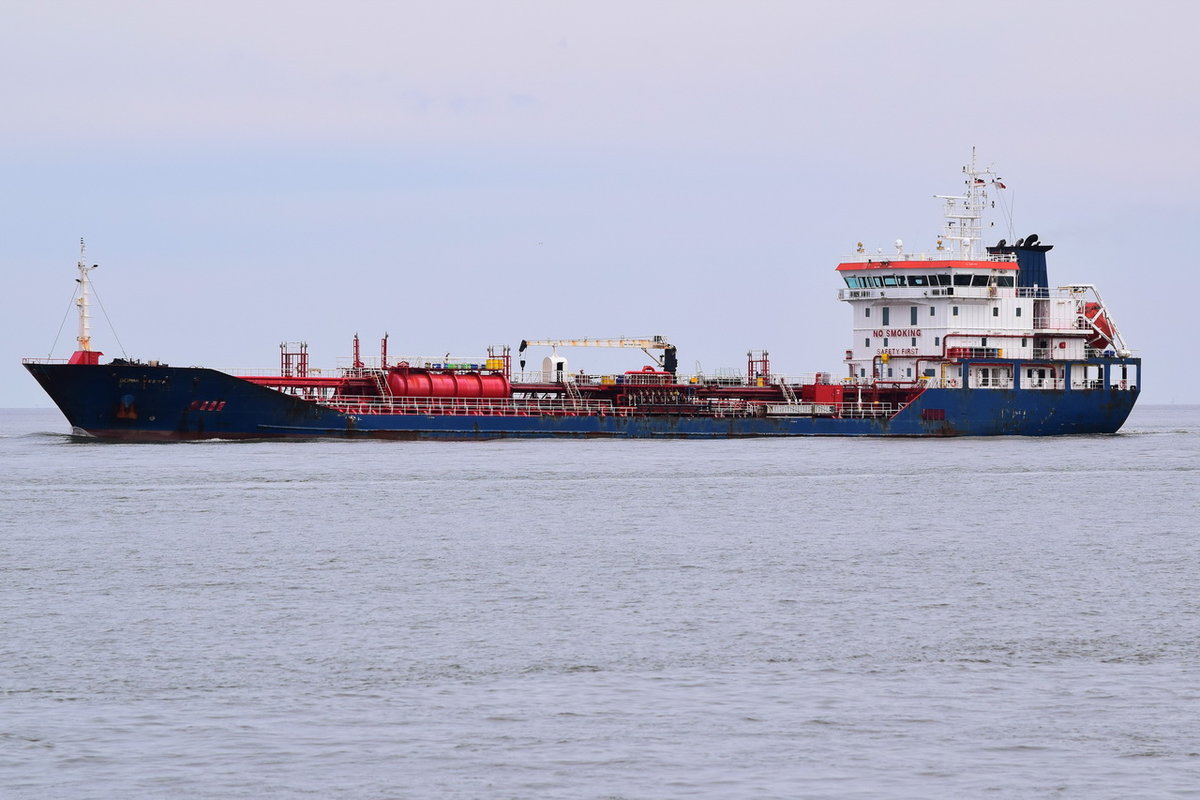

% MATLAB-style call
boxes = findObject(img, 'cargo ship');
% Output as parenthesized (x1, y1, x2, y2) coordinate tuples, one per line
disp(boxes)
(24, 156, 1141, 439)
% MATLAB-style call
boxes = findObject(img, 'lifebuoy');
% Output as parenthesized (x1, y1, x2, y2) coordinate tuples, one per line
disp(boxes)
(947, 378, 958, 388)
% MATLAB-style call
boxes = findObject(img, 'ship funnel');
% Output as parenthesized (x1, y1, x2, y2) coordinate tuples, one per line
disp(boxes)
(988, 237, 1053, 297)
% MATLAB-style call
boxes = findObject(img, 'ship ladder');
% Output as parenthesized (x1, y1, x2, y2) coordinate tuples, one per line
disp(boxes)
(778, 380, 799, 404)
(370, 370, 391, 404)
(564, 378, 583, 411)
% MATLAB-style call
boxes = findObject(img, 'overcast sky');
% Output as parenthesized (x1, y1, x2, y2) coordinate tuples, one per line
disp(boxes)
(2, 0, 1194, 408)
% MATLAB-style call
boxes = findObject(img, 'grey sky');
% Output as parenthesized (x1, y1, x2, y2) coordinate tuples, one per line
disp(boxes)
(2, 1, 1193, 406)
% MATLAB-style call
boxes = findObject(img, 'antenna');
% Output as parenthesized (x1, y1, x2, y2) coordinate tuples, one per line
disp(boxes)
(75, 238, 98, 352)
(934, 148, 998, 259)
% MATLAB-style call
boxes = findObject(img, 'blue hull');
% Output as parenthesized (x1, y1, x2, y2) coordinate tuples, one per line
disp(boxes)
(25, 362, 1140, 440)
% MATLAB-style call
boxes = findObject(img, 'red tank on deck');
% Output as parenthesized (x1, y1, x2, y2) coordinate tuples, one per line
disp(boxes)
(386, 368, 511, 398)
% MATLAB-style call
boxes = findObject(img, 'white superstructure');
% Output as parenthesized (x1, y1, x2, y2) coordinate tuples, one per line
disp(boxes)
(835, 154, 1137, 392)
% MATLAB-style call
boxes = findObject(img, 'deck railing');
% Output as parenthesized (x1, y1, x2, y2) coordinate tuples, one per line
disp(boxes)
(313, 394, 912, 420)
(765, 402, 903, 418)
(323, 396, 617, 417)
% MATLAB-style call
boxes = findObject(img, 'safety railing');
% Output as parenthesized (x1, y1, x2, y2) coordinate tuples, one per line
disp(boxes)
(946, 347, 1005, 360)
(838, 286, 1019, 301)
(1085, 347, 1131, 359)
(1021, 379, 1066, 390)
(316, 394, 908, 419)
(336, 356, 499, 372)
(510, 371, 828, 389)
(840, 251, 1017, 264)
(764, 401, 903, 418)
(1032, 317, 1096, 332)
(323, 396, 619, 417)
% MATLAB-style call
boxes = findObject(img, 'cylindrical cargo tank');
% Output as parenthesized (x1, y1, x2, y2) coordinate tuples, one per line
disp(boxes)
(386, 368, 511, 398)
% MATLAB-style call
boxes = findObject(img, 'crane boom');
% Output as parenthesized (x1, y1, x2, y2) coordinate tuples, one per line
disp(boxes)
(519, 335, 670, 352)
(518, 336, 677, 374)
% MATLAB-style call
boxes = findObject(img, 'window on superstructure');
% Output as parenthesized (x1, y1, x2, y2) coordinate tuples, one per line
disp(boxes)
(910, 306, 917, 325)
(972, 275, 990, 287)
(936, 275, 951, 286)
(865, 338, 870, 347)
(883, 276, 898, 287)
(910, 275, 927, 286)
(860, 368, 866, 377)
(934, 337, 940, 346)
(982, 337, 988, 347)
(998, 276, 1015, 287)
(1016, 307, 1022, 317)
(952, 306, 959, 316)
(882, 307, 890, 325)
(865, 307, 870, 318)
(906, 368, 912, 377)
(993, 307, 999, 317)
(953, 275, 971, 286)
(930, 306, 935, 317)
(883, 338, 889, 347)
(911, 338, 917, 346)
(1021, 338, 1027, 347)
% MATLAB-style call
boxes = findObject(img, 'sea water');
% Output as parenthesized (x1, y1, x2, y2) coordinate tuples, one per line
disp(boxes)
(1, 405, 1198, 799)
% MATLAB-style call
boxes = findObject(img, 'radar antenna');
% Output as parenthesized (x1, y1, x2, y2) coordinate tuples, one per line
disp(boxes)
(933, 147, 1001, 260)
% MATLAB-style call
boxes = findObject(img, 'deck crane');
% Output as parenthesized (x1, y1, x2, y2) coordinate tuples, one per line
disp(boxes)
(518, 336, 678, 374)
